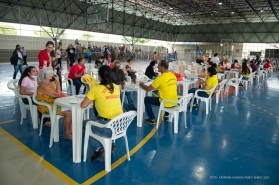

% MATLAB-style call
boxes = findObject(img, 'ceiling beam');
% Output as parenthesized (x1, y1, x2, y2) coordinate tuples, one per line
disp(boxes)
(267, 0, 279, 21)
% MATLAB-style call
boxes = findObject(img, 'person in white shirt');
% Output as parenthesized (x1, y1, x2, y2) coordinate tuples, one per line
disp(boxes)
(211, 53, 220, 64)
(18, 66, 38, 104)
(21, 47, 27, 66)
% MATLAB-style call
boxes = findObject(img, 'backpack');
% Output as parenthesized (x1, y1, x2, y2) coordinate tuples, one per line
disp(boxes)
(10, 54, 17, 65)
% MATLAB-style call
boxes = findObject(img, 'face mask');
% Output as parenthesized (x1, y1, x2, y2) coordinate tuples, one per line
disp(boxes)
(31, 75, 37, 79)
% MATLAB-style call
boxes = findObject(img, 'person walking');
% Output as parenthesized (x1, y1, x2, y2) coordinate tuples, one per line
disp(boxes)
(10, 44, 23, 79)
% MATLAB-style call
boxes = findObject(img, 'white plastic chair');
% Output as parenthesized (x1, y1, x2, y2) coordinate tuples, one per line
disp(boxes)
(225, 76, 243, 96)
(81, 75, 93, 94)
(66, 77, 76, 95)
(32, 90, 63, 145)
(83, 111, 137, 172)
(12, 84, 38, 129)
(7, 79, 19, 114)
(215, 79, 228, 104)
(254, 70, 264, 84)
(242, 72, 255, 90)
(217, 73, 225, 81)
(62, 73, 69, 90)
(190, 85, 218, 114)
(156, 93, 193, 133)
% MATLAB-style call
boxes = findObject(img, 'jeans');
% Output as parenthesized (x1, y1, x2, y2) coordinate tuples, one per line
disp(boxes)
(121, 91, 136, 111)
(144, 96, 160, 120)
(188, 88, 209, 104)
(13, 64, 22, 79)
(72, 79, 84, 95)
(87, 56, 91, 63)
(89, 118, 112, 151)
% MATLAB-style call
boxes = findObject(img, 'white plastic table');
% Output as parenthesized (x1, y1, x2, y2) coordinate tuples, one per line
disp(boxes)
(52, 95, 92, 163)
(124, 83, 147, 127)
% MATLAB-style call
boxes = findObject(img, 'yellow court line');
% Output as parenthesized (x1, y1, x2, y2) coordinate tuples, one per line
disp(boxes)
(0, 128, 79, 185)
(82, 121, 162, 185)
(0, 119, 16, 124)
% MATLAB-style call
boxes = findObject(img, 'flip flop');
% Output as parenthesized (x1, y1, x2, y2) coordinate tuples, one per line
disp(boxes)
(44, 122, 51, 127)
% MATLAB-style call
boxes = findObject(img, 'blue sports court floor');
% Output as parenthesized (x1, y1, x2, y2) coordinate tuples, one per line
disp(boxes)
(0, 62, 279, 185)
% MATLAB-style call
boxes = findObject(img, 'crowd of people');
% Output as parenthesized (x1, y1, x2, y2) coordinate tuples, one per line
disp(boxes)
(9, 41, 278, 162)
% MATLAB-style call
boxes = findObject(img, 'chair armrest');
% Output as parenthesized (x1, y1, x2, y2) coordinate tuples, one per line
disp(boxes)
(18, 94, 33, 104)
(86, 120, 106, 128)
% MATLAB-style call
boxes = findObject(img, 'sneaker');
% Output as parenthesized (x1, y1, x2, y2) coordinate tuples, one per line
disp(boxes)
(90, 148, 104, 161)
(112, 143, 117, 152)
(145, 118, 156, 125)
(129, 107, 137, 111)
(163, 115, 170, 121)
(192, 104, 199, 109)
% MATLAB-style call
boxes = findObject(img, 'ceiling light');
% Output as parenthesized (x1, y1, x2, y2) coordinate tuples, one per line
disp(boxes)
(169, 7, 173, 10)
(260, 9, 264, 13)
(231, 11, 235, 14)
(218, 2, 222, 5)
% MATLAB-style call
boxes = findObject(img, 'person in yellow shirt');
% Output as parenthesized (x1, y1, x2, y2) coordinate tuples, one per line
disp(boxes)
(188, 66, 218, 108)
(139, 60, 178, 124)
(81, 65, 123, 161)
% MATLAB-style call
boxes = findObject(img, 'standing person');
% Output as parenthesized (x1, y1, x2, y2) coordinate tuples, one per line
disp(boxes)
(66, 44, 76, 67)
(38, 41, 54, 70)
(21, 47, 27, 66)
(211, 53, 220, 64)
(68, 57, 86, 95)
(145, 60, 158, 79)
(139, 60, 178, 124)
(10, 44, 23, 79)
(111, 60, 137, 111)
(56, 47, 62, 69)
(153, 52, 159, 61)
(81, 65, 122, 160)
(86, 47, 92, 63)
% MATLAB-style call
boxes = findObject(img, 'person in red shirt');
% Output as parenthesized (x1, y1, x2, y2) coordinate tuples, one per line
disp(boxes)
(68, 57, 86, 95)
(263, 60, 272, 69)
(38, 41, 54, 70)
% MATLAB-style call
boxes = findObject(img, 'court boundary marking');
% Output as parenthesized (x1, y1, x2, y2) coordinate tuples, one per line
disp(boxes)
(0, 119, 162, 185)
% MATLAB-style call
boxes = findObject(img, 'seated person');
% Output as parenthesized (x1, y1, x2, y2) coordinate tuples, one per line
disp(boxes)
(18, 66, 38, 104)
(241, 60, 251, 80)
(36, 67, 72, 139)
(231, 59, 238, 69)
(81, 65, 123, 161)
(111, 61, 136, 111)
(145, 60, 158, 79)
(218, 61, 227, 73)
(68, 57, 86, 95)
(139, 60, 178, 124)
(250, 60, 258, 72)
(125, 59, 137, 83)
(263, 60, 272, 70)
(188, 66, 218, 108)
(95, 57, 103, 68)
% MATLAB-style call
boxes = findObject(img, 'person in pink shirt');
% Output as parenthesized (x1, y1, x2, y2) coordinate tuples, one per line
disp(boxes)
(18, 66, 38, 104)
(68, 57, 86, 95)
(38, 41, 54, 70)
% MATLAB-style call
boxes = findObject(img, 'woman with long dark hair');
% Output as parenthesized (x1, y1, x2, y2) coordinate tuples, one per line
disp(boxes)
(19, 66, 38, 104)
(242, 60, 251, 80)
(81, 65, 123, 161)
